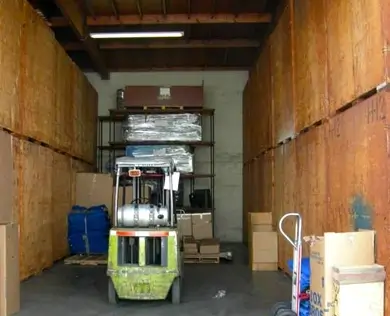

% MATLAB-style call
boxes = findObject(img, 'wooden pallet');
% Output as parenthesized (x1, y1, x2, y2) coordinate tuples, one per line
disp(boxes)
(184, 253, 220, 264)
(64, 254, 108, 266)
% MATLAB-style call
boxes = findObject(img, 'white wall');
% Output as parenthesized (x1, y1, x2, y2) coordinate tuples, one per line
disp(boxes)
(86, 71, 248, 242)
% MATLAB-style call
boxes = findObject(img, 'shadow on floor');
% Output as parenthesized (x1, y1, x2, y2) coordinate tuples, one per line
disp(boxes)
(18, 244, 291, 316)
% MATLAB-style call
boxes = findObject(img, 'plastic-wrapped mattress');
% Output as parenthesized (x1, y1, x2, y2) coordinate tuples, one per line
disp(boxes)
(122, 113, 202, 142)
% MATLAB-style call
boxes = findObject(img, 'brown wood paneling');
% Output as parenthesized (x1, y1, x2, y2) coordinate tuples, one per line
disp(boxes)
(51, 152, 72, 262)
(0, 0, 24, 133)
(326, 92, 390, 312)
(15, 139, 53, 280)
(258, 151, 274, 214)
(54, 47, 74, 153)
(325, 0, 354, 113)
(254, 40, 273, 152)
(326, 0, 390, 113)
(267, 91, 390, 313)
(0, 0, 99, 281)
(270, 3, 295, 143)
(293, 0, 328, 132)
(20, 3, 56, 146)
(1, 0, 98, 165)
(273, 146, 284, 267)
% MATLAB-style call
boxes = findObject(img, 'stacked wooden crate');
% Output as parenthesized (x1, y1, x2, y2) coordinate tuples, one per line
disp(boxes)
(0, 0, 97, 281)
(243, 0, 390, 312)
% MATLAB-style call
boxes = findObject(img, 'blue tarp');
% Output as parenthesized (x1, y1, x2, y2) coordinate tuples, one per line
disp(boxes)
(287, 257, 311, 316)
(67, 205, 110, 255)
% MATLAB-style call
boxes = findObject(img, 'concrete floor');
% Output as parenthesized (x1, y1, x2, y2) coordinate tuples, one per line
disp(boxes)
(18, 244, 291, 316)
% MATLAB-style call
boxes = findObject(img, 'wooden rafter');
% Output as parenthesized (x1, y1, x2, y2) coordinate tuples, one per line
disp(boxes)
(50, 13, 272, 26)
(83, 0, 96, 18)
(54, 0, 109, 79)
(187, 0, 191, 16)
(162, 0, 167, 15)
(136, 0, 143, 18)
(63, 39, 260, 51)
(109, 0, 119, 19)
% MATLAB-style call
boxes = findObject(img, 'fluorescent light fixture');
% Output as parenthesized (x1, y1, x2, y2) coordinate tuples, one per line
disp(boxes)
(90, 31, 185, 39)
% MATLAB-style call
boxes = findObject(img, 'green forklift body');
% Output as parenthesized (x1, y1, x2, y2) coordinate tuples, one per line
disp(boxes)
(107, 227, 182, 300)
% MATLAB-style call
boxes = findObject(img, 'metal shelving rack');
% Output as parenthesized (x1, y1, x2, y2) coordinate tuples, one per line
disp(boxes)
(97, 108, 215, 218)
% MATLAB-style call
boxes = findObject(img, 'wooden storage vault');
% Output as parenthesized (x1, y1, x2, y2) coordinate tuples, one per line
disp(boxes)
(0, 0, 98, 280)
(243, 0, 390, 313)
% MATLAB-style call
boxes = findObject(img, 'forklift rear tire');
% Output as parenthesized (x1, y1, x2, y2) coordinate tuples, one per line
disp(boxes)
(271, 301, 291, 315)
(171, 277, 181, 304)
(108, 278, 119, 305)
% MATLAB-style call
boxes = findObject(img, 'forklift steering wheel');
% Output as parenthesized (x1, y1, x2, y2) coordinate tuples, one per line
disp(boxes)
(130, 198, 150, 204)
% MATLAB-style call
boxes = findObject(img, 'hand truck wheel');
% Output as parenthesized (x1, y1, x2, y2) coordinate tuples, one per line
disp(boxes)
(275, 309, 297, 316)
(271, 301, 292, 315)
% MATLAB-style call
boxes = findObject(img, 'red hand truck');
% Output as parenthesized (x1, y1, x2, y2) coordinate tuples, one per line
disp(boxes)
(270, 213, 303, 316)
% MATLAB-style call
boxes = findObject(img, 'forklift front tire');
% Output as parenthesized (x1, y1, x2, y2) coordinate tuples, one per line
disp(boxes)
(108, 278, 119, 305)
(171, 277, 181, 304)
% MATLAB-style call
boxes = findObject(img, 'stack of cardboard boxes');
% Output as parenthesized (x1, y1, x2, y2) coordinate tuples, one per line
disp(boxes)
(183, 236, 220, 263)
(178, 213, 220, 262)
(177, 213, 213, 240)
(248, 212, 278, 271)
(306, 230, 379, 315)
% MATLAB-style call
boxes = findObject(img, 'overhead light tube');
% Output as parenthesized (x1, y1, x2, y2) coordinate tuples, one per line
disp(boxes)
(90, 31, 185, 39)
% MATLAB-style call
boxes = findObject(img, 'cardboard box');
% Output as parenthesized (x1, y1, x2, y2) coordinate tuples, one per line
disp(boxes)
(332, 264, 385, 316)
(177, 214, 192, 237)
(307, 231, 375, 316)
(249, 224, 274, 244)
(0, 223, 20, 316)
(248, 212, 273, 225)
(249, 231, 278, 264)
(183, 236, 198, 254)
(75, 173, 113, 214)
(199, 238, 220, 254)
(192, 213, 213, 240)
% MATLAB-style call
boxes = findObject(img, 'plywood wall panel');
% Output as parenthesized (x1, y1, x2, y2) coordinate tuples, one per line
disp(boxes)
(0, 0, 24, 133)
(350, 0, 385, 98)
(325, 0, 354, 113)
(20, 4, 56, 146)
(15, 139, 53, 280)
(270, 3, 295, 143)
(0, 1, 98, 164)
(54, 48, 74, 153)
(255, 42, 273, 152)
(293, 0, 328, 131)
(51, 152, 72, 262)
(258, 151, 274, 214)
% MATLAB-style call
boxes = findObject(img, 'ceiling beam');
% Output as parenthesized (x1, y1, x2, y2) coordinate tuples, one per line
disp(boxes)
(63, 39, 260, 51)
(54, 0, 109, 80)
(50, 13, 272, 27)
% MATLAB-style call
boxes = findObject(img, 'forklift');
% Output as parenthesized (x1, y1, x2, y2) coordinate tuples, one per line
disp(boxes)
(107, 156, 183, 304)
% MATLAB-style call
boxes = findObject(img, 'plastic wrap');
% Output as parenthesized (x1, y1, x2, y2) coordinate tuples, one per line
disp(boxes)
(126, 145, 193, 173)
(122, 113, 202, 141)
